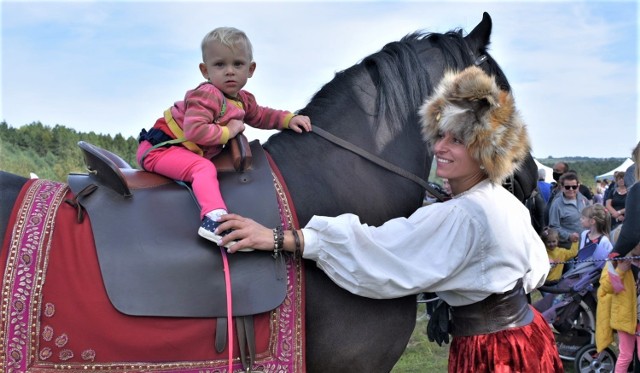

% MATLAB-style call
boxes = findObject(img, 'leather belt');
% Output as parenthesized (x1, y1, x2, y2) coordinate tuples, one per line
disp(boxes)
(450, 279, 533, 337)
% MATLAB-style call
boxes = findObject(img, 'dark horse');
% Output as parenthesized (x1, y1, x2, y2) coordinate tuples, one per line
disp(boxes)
(0, 13, 536, 372)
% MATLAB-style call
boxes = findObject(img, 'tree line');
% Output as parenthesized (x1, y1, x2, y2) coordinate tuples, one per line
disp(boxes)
(1, 121, 629, 188)
(1, 121, 138, 181)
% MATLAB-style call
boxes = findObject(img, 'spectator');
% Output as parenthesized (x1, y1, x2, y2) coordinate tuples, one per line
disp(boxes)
(594, 180, 606, 205)
(605, 171, 627, 230)
(541, 227, 578, 284)
(538, 168, 552, 203)
(548, 172, 589, 248)
(567, 170, 593, 203)
(611, 140, 640, 259)
(544, 161, 570, 226)
(575, 204, 613, 266)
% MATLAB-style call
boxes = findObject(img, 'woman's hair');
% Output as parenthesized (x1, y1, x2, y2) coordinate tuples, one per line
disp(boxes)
(201, 27, 253, 61)
(615, 171, 625, 181)
(582, 204, 611, 236)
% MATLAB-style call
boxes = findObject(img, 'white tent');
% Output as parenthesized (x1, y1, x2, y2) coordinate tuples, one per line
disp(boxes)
(595, 158, 634, 181)
(534, 159, 554, 183)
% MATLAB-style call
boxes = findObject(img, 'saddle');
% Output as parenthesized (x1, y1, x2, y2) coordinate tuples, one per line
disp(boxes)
(67, 135, 286, 318)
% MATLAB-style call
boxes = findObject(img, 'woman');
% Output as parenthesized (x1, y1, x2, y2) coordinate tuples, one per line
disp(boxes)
(218, 66, 562, 372)
(605, 171, 627, 230)
(611, 141, 640, 258)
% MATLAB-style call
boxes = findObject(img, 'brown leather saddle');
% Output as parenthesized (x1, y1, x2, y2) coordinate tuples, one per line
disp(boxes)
(67, 135, 286, 318)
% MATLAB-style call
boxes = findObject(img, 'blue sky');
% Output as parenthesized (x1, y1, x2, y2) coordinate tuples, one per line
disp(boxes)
(1, 1, 638, 158)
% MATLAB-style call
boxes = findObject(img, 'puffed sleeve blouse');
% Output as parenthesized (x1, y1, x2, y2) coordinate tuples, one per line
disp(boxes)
(301, 179, 550, 306)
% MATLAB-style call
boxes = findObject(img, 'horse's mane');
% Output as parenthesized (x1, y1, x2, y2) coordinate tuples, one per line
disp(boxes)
(299, 29, 510, 135)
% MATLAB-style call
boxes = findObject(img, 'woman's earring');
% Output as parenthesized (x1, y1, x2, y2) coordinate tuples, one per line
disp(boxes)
(479, 165, 486, 170)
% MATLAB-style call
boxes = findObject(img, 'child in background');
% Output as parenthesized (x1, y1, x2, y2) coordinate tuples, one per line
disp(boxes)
(137, 27, 312, 246)
(542, 227, 578, 284)
(575, 204, 613, 267)
(596, 252, 640, 373)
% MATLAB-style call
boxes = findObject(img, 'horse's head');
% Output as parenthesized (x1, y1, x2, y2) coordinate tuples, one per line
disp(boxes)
(266, 13, 535, 226)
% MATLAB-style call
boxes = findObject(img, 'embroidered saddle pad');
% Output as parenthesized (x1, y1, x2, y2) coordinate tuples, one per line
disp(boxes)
(67, 140, 286, 318)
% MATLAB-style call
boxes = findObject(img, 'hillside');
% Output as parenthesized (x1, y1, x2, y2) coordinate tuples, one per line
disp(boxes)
(1, 121, 628, 188)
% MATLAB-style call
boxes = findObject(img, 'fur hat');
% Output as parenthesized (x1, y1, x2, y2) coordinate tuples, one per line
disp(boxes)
(420, 66, 531, 184)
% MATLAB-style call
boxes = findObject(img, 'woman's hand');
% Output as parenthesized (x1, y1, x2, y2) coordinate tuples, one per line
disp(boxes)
(216, 213, 274, 253)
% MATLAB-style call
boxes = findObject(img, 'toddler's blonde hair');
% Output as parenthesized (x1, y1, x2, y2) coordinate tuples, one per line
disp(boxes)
(201, 27, 253, 62)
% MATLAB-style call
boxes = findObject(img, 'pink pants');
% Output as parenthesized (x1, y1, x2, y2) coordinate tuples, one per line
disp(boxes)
(615, 324, 640, 373)
(137, 141, 226, 219)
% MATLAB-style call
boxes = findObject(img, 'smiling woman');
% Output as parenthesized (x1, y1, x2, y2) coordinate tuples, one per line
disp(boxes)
(219, 66, 563, 372)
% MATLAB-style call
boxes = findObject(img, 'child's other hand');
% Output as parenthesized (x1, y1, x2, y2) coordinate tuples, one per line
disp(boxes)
(288, 115, 312, 133)
(227, 119, 246, 138)
(617, 258, 632, 273)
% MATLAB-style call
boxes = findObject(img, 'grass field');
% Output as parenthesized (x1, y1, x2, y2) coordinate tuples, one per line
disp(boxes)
(390, 303, 578, 372)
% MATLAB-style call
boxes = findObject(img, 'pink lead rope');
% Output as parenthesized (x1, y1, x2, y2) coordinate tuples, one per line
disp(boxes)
(219, 246, 235, 372)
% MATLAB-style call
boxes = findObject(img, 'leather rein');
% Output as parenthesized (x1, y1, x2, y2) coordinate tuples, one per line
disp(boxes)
(310, 52, 492, 204)
(311, 126, 447, 202)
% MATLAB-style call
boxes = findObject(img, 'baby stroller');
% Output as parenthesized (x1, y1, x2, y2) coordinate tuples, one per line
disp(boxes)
(534, 260, 617, 372)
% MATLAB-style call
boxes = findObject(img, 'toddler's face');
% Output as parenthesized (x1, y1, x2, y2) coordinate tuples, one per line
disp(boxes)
(545, 236, 558, 249)
(200, 40, 255, 98)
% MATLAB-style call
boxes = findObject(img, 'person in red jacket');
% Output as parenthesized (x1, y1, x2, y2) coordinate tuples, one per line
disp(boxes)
(137, 27, 311, 246)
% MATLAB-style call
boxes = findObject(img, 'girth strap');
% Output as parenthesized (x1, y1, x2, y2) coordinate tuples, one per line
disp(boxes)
(237, 316, 256, 371)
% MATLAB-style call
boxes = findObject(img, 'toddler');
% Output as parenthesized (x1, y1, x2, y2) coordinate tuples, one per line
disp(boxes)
(137, 27, 311, 246)
(542, 227, 577, 284)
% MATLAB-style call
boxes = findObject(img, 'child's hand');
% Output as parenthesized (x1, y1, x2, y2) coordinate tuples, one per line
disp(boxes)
(617, 258, 632, 273)
(226, 119, 246, 138)
(288, 115, 312, 133)
(569, 232, 580, 242)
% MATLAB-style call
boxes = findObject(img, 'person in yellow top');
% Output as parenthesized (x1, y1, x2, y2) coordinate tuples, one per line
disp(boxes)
(542, 228, 578, 284)
(596, 250, 640, 373)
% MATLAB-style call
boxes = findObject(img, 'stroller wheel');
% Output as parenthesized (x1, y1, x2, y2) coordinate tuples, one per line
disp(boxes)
(574, 344, 616, 372)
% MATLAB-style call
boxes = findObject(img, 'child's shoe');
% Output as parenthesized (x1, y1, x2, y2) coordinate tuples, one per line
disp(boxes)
(198, 215, 252, 251)
(198, 216, 234, 247)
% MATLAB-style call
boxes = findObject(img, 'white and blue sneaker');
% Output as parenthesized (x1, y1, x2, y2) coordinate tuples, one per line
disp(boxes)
(198, 216, 229, 246)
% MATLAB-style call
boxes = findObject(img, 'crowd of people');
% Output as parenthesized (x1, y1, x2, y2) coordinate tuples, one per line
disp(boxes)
(534, 143, 640, 373)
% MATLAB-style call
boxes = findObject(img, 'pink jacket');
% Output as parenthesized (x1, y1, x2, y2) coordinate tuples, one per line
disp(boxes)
(153, 82, 294, 158)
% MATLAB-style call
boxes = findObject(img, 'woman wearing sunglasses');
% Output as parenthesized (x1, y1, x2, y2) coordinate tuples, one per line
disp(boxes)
(548, 172, 590, 249)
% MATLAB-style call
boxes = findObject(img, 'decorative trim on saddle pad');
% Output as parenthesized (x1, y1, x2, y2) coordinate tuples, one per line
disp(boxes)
(0, 175, 305, 372)
(1, 179, 68, 372)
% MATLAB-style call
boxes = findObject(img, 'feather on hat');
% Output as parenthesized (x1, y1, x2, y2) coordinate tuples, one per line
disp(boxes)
(420, 66, 530, 184)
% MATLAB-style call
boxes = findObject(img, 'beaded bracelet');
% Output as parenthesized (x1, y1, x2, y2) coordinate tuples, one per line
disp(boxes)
(273, 225, 284, 258)
(291, 229, 301, 258)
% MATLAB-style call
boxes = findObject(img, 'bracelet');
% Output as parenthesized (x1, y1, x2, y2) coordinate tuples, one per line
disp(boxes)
(273, 225, 284, 258)
(291, 229, 301, 258)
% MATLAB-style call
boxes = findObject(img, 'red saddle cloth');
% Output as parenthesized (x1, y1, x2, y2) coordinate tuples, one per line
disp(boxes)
(0, 178, 305, 372)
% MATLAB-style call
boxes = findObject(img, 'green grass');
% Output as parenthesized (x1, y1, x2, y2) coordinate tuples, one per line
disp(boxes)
(391, 304, 449, 373)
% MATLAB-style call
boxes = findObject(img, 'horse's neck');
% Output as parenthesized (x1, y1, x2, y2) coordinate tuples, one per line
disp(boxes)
(265, 122, 428, 227)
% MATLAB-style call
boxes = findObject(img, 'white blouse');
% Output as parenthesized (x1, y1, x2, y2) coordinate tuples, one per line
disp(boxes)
(302, 179, 550, 306)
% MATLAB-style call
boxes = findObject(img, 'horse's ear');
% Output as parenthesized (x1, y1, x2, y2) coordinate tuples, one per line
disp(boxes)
(464, 12, 492, 52)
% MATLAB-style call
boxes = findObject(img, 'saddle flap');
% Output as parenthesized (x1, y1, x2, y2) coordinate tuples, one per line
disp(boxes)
(67, 140, 286, 318)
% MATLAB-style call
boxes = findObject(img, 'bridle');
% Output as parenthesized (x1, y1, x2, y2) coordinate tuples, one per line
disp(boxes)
(311, 126, 446, 202)
(310, 48, 491, 203)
